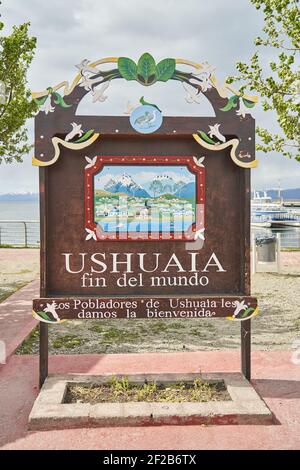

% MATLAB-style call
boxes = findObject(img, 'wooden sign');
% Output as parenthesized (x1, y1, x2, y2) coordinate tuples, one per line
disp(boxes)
(33, 296, 258, 322)
(32, 53, 258, 386)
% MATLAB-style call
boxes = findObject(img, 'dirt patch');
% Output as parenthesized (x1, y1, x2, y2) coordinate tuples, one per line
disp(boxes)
(65, 376, 230, 404)
(6, 249, 299, 354)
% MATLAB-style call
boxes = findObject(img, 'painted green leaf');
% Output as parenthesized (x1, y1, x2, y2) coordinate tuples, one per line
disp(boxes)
(36, 311, 51, 321)
(198, 130, 217, 145)
(240, 307, 254, 318)
(219, 95, 239, 112)
(118, 57, 138, 81)
(34, 95, 48, 106)
(137, 53, 156, 85)
(156, 58, 176, 82)
(242, 98, 256, 108)
(140, 96, 161, 112)
(74, 129, 95, 143)
(52, 91, 72, 108)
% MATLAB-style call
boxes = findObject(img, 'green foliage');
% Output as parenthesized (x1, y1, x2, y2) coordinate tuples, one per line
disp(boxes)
(16, 327, 39, 354)
(198, 130, 218, 145)
(149, 179, 164, 197)
(117, 57, 138, 81)
(52, 91, 72, 108)
(118, 53, 175, 86)
(137, 52, 156, 85)
(140, 96, 162, 112)
(155, 58, 176, 82)
(52, 334, 86, 349)
(0, 20, 37, 163)
(66, 377, 229, 404)
(226, 0, 300, 161)
(219, 95, 239, 112)
(74, 129, 94, 143)
(36, 310, 51, 321)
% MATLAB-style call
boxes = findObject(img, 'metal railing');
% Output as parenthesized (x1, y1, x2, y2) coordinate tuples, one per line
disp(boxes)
(0, 220, 299, 249)
(0, 220, 40, 247)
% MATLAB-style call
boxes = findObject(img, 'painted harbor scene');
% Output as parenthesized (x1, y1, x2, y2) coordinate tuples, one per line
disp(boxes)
(93, 165, 197, 235)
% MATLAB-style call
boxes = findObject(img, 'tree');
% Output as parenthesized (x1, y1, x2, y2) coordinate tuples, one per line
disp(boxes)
(226, 0, 300, 161)
(0, 16, 37, 163)
(149, 180, 163, 197)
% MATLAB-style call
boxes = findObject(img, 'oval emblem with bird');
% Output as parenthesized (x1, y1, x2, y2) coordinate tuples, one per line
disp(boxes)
(130, 98, 163, 134)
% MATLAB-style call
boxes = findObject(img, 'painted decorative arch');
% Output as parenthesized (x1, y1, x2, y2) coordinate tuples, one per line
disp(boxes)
(32, 53, 258, 168)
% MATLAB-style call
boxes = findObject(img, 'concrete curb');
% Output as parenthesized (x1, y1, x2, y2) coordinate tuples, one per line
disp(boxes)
(29, 372, 273, 430)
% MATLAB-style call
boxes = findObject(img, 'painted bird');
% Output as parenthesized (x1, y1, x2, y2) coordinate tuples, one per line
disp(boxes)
(134, 110, 156, 127)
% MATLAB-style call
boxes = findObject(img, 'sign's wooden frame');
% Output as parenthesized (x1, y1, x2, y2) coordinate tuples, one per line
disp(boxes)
(33, 54, 257, 387)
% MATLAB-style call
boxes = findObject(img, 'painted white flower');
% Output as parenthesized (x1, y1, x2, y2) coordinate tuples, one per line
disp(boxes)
(236, 97, 252, 118)
(200, 79, 212, 92)
(194, 228, 205, 241)
(233, 300, 248, 318)
(198, 61, 216, 75)
(44, 301, 60, 321)
(92, 81, 110, 103)
(193, 156, 205, 167)
(79, 75, 104, 92)
(124, 101, 139, 115)
(182, 82, 201, 104)
(191, 75, 212, 92)
(208, 123, 226, 143)
(65, 122, 83, 142)
(85, 228, 97, 241)
(194, 62, 215, 88)
(39, 94, 55, 115)
(85, 155, 97, 169)
(75, 59, 99, 75)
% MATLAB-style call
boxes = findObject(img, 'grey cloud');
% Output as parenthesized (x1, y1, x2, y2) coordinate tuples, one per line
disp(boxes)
(0, 0, 299, 193)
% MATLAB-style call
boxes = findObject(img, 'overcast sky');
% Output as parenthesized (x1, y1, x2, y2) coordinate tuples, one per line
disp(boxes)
(0, 0, 299, 193)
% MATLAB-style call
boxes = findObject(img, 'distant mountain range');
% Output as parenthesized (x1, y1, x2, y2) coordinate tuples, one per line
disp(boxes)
(103, 173, 196, 199)
(1, 186, 298, 202)
(104, 173, 150, 198)
(174, 182, 195, 199)
(0, 192, 39, 201)
(254, 188, 300, 200)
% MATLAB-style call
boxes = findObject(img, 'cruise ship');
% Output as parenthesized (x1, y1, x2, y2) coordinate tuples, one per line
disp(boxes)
(251, 191, 300, 227)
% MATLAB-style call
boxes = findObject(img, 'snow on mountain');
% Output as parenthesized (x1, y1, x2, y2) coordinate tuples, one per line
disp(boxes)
(104, 173, 150, 197)
(174, 182, 195, 199)
(0, 192, 39, 201)
(104, 178, 117, 192)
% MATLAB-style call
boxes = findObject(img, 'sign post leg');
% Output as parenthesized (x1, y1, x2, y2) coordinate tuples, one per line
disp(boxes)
(39, 322, 48, 388)
(241, 319, 251, 381)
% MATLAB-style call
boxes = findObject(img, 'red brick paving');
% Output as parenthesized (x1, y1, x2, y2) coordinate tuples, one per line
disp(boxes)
(0, 280, 38, 360)
(0, 350, 299, 450)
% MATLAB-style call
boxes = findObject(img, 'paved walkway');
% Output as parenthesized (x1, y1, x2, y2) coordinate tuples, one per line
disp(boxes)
(0, 250, 299, 449)
(0, 280, 39, 360)
(0, 350, 299, 450)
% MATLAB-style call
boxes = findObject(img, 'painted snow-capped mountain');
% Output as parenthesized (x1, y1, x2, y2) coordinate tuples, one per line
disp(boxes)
(104, 173, 150, 197)
(174, 182, 195, 199)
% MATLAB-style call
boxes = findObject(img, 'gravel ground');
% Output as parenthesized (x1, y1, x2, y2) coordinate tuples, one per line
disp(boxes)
(8, 249, 299, 355)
